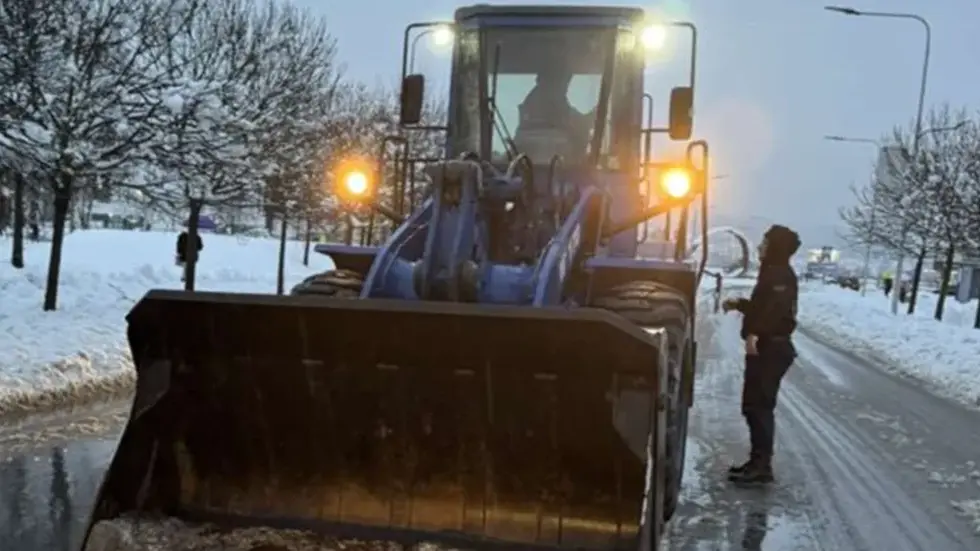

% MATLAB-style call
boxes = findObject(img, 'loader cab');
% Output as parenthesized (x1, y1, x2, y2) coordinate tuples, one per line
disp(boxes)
(450, 6, 645, 172)
(397, 6, 696, 259)
(400, 6, 695, 170)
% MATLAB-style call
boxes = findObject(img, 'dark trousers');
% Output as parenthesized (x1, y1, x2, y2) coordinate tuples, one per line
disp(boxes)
(741, 341, 795, 463)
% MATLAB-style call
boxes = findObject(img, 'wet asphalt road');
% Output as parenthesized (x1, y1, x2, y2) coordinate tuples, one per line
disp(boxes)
(0, 402, 126, 551)
(667, 314, 980, 550)
(1, 313, 979, 550)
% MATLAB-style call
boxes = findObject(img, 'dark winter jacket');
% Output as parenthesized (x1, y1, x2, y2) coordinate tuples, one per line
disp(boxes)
(176, 232, 203, 262)
(733, 225, 801, 342)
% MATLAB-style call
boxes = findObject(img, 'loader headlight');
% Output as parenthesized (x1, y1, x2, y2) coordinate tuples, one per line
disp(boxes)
(431, 25, 454, 47)
(641, 24, 668, 50)
(343, 170, 369, 196)
(660, 167, 692, 199)
(335, 159, 373, 201)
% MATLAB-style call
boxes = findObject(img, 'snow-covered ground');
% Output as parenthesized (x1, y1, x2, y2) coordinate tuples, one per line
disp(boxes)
(10, 230, 975, 420)
(0, 230, 333, 415)
(796, 283, 980, 409)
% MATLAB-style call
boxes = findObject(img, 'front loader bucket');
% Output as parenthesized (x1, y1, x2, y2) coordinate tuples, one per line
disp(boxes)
(84, 291, 670, 551)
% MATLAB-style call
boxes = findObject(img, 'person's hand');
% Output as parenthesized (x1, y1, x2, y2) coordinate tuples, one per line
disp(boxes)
(745, 334, 759, 356)
(721, 298, 740, 313)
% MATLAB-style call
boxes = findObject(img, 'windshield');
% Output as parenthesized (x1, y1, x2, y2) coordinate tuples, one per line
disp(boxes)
(450, 26, 640, 169)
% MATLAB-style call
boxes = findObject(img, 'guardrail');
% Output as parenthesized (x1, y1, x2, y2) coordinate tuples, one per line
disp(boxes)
(698, 272, 757, 313)
(701, 270, 725, 313)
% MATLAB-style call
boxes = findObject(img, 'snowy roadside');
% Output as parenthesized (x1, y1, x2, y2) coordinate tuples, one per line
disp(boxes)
(0, 231, 747, 418)
(0, 230, 333, 416)
(797, 284, 980, 409)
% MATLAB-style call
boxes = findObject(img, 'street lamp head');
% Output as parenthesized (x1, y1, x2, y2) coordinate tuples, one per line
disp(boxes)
(823, 135, 846, 141)
(825, 5, 862, 15)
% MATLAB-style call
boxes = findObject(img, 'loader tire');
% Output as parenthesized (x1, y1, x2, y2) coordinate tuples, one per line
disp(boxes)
(592, 281, 690, 522)
(289, 269, 364, 297)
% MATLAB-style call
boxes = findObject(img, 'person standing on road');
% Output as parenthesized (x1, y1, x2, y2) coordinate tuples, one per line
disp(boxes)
(176, 230, 203, 283)
(721, 224, 801, 484)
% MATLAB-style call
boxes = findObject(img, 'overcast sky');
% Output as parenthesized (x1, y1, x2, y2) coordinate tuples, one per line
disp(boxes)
(295, 0, 979, 249)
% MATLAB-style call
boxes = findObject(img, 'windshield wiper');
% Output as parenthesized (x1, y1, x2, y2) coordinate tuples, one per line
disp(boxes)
(587, 30, 618, 167)
(487, 42, 517, 161)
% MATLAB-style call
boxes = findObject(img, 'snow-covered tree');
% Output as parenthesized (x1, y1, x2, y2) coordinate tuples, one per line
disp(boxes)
(953, 118, 980, 328)
(910, 107, 975, 319)
(879, 106, 975, 317)
(839, 176, 915, 255)
(0, 0, 447, 302)
(0, 0, 189, 309)
(840, 105, 980, 320)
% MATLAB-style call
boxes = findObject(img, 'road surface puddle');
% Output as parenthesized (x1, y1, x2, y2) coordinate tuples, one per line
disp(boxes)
(0, 434, 119, 550)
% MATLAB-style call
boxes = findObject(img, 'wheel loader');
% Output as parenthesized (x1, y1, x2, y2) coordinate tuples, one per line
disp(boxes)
(80, 4, 711, 551)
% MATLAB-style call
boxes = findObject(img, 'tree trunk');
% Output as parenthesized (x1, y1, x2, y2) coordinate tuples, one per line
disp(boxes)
(302, 216, 312, 266)
(11, 172, 25, 268)
(264, 204, 274, 234)
(408, 165, 417, 213)
(906, 245, 926, 315)
(344, 213, 353, 245)
(81, 196, 93, 229)
(934, 243, 955, 321)
(43, 173, 72, 311)
(365, 211, 376, 246)
(276, 214, 288, 295)
(974, 287, 980, 329)
(80, 188, 94, 229)
(28, 193, 41, 241)
(394, 148, 406, 216)
(184, 198, 204, 291)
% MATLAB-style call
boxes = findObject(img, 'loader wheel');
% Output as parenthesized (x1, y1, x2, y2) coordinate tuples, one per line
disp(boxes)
(289, 269, 364, 297)
(592, 281, 690, 522)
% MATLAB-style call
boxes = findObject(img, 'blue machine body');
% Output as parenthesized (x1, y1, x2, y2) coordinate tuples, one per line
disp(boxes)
(317, 4, 698, 308)
(79, 7, 704, 551)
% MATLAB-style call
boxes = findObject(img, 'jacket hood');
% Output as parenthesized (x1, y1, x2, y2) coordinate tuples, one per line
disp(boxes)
(762, 224, 801, 265)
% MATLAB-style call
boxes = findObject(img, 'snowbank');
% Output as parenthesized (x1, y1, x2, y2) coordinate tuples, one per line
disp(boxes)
(0, 230, 333, 415)
(797, 284, 980, 408)
(0, 236, 754, 417)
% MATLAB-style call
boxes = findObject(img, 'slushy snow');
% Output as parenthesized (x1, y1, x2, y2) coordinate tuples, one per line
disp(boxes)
(0, 230, 333, 415)
(797, 284, 980, 409)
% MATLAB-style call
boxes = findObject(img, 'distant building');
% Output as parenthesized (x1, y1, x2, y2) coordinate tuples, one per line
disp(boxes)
(804, 246, 840, 279)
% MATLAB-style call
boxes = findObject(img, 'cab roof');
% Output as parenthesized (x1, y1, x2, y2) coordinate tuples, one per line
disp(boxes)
(454, 4, 645, 24)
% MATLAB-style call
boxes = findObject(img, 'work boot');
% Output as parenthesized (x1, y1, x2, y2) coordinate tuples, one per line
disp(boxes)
(729, 460, 774, 484)
(727, 459, 754, 475)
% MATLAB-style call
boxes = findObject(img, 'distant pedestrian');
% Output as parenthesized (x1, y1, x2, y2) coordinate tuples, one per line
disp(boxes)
(176, 230, 203, 282)
(713, 272, 723, 313)
(882, 275, 893, 297)
(0, 192, 8, 236)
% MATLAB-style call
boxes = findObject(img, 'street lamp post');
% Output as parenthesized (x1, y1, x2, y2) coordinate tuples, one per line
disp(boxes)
(688, 173, 729, 242)
(825, 5, 931, 314)
(824, 135, 879, 296)
(408, 25, 454, 73)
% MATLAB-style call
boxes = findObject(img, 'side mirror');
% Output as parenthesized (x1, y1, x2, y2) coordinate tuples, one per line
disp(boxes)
(400, 74, 425, 125)
(668, 86, 694, 141)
